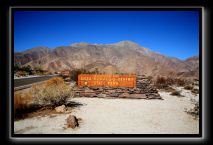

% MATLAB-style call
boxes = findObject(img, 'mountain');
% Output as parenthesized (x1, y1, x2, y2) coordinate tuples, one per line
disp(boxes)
(14, 41, 199, 78)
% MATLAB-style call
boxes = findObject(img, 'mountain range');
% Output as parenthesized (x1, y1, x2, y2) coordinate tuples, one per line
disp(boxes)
(14, 41, 199, 78)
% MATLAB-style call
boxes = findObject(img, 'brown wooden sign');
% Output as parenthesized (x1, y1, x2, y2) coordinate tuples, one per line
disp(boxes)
(78, 74, 136, 88)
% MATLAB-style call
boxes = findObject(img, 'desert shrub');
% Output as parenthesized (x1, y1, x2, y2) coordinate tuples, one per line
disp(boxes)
(147, 76, 153, 81)
(166, 77, 175, 85)
(21, 65, 32, 73)
(14, 65, 33, 75)
(191, 88, 199, 94)
(31, 77, 75, 106)
(185, 99, 199, 119)
(155, 76, 167, 89)
(174, 78, 186, 86)
(170, 90, 182, 96)
(14, 64, 21, 72)
(15, 71, 28, 77)
(184, 85, 193, 90)
(155, 76, 187, 89)
(14, 92, 32, 114)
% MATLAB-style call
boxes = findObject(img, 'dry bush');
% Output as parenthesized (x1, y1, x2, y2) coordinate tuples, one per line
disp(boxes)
(155, 76, 186, 89)
(147, 76, 153, 81)
(14, 92, 32, 114)
(191, 88, 199, 94)
(15, 71, 28, 77)
(170, 90, 182, 96)
(185, 99, 199, 119)
(174, 78, 186, 86)
(155, 76, 167, 89)
(184, 85, 194, 90)
(30, 77, 75, 106)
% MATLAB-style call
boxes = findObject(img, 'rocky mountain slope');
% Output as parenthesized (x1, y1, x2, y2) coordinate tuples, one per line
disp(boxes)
(14, 41, 199, 78)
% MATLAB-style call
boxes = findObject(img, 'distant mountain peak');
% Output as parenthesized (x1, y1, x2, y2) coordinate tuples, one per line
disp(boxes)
(71, 42, 90, 47)
(114, 40, 139, 47)
(117, 40, 136, 44)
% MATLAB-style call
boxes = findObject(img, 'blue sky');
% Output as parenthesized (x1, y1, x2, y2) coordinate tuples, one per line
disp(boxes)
(14, 11, 199, 60)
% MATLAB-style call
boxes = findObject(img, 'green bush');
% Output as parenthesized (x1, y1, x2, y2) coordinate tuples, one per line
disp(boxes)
(14, 65, 33, 75)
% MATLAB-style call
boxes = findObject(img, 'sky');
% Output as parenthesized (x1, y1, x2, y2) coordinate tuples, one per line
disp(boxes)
(14, 11, 199, 60)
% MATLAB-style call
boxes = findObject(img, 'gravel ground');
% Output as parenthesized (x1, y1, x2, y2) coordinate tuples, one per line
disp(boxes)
(14, 87, 199, 134)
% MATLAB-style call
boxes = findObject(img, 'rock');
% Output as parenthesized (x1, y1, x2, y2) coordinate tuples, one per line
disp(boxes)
(108, 93, 119, 97)
(147, 94, 162, 99)
(82, 92, 97, 97)
(130, 94, 147, 99)
(66, 115, 79, 128)
(84, 89, 95, 93)
(55, 105, 66, 113)
(97, 93, 107, 98)
(118, 93, 130, 98)
(91, 87, 99, 90)
(115, 89, 124, 93)
(108, 89, 116, 93)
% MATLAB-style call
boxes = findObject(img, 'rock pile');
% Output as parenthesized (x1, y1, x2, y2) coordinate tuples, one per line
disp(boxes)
(74, 75, 162, 99)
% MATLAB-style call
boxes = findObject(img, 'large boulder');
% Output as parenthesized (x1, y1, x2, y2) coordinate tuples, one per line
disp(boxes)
(66, 115, 79, 128)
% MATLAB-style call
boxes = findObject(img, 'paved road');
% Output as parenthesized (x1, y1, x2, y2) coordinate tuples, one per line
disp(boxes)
(14, 75, 59, 90)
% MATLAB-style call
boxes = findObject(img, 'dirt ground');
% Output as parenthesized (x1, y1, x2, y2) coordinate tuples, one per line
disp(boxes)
(14, 87, 199, 134)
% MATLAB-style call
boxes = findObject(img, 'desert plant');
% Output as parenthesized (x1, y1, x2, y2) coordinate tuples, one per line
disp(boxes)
(31, 77, 75, 106)
(14, 92, 32, 114)
(191, 88, 199, 94)
(155, 76, 187, 89)
(147, 76, 153, 81)
(174, 78, 186, 86)
(155, 76, 167, 88)
(184, 85, 193, 90)
(15, 71, 28, 77)
(185, 99, 199, 119)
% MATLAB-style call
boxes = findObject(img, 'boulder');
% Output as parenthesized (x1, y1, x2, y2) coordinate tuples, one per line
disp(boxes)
(82, 92, 97, 97)
(97, 93, 107, 98)
(66, 115, 79, 128)
(130, 94, 147, 99)
(147, 94, 162, 99)
(118, 93, 130, 98)
(55, 105, 66, 113)
(84, 89, 95, 93)
(108, 89, 116, 93)
(108, 93, 119, 97)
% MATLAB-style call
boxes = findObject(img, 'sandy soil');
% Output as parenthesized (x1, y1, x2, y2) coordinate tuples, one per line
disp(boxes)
(14, 87, 199, 134)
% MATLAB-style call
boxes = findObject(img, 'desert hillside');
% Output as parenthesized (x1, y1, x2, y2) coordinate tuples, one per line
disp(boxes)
(14, 41, 199, 78)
